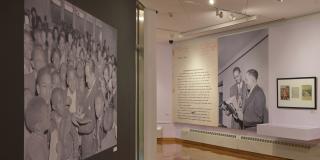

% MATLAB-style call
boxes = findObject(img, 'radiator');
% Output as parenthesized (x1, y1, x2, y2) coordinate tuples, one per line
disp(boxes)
(181, 128, 320, 160)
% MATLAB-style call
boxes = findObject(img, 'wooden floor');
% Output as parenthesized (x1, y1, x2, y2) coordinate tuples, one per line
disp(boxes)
(157, 139, 290, 160)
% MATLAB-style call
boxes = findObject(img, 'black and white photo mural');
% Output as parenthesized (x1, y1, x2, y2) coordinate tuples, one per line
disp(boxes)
(24, 0, 117, 159)
(218, 29, 269, 131)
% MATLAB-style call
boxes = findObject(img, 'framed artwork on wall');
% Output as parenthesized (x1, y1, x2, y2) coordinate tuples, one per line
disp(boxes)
(277, 77, 317, 109)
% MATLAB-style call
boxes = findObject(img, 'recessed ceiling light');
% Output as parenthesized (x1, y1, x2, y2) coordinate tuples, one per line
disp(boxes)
(277, 0, 284, 2)
(209, 0, 215, 6)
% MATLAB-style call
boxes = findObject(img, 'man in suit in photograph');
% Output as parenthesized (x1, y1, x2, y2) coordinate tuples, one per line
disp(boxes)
(243, 69, 268, 131)
(228, 67, 248, 129)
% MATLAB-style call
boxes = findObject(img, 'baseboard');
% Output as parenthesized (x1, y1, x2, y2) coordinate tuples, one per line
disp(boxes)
(157, 138, 289, 160)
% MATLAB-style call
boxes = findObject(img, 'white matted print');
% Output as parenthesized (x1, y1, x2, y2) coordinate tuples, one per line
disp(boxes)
(277, 77, 317, 109)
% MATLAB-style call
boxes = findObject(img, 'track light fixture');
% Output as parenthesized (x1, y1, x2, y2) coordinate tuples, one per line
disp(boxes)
(216, 9, 223, 18)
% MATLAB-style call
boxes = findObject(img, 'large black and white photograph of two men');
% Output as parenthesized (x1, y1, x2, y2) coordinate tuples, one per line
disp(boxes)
(24, 0, 117, 159)
(218, 29, 269, 132)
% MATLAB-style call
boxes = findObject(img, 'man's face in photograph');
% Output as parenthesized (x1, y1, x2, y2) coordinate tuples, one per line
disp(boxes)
(233, 70, 242, 84)
(245, 73, 255, 90)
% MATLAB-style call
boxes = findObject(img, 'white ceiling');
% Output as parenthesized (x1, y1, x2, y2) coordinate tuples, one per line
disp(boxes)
(139, 0, 320, 42)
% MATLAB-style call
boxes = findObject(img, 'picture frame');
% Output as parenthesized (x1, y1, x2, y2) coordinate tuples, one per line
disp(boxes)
(277, 77, 317, 109)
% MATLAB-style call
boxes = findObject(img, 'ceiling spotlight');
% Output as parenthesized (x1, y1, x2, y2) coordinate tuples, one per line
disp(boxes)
(277, 0, 284, 2)
(209, 0, 215, 6)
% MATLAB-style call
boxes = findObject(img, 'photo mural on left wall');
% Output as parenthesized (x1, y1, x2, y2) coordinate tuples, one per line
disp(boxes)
(24, 0, 117, 159)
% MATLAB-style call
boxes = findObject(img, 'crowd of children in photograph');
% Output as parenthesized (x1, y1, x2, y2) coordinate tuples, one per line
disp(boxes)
(24, 7, 117, 160)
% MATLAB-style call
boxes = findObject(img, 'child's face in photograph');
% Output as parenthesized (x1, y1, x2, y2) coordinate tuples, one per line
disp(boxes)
(76, 63, 84, 78)
(54, 29, 58, 40)
(85, 65, 94, 88)
(67, 71, 76, 92)
(41, 31, 46, 45)
(68, 34, 73, 43)
(100, 78, 106, 94)
(33, 49, 46, 71)
(24, 90, 33, 110)
(55, 97, 66, 117)
(52, 52, 60, 69)
(38, 74, 52, 104)
(103, 67, 109, 83)
(52, 74, 61, 89)
(79, 78, 85, 91)
(35, 32, 42, 44)
(47, 32, 53, 46)
(104, 107, 113, 131)
(39, 104, 50, 132)
(95, 96, 104, 119)
(59, 36, 65, 45)
(60, 64, 67, 80)
(24, 33, 33, 60)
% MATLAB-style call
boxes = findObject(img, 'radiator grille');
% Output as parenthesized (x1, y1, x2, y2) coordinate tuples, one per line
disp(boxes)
(240, 136, 311, 149)
(190, 129, 237, 139)
(188, 129, 312, 150)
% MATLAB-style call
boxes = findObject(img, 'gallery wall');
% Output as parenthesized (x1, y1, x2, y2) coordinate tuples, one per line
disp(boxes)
(156, 43, 173, 124)
(156, 42, 215, 138)
(172, 36, 219, 126)
(268, 13, 320, 127)
(156, 12, 320, 138)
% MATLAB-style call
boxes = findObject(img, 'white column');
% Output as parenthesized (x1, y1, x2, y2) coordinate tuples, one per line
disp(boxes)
(143, 9, 157, 160)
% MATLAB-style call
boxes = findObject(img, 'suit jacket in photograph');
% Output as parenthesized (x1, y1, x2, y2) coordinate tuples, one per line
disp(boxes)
(243, 85, 268, 129)
(229, 81, 247, 129)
